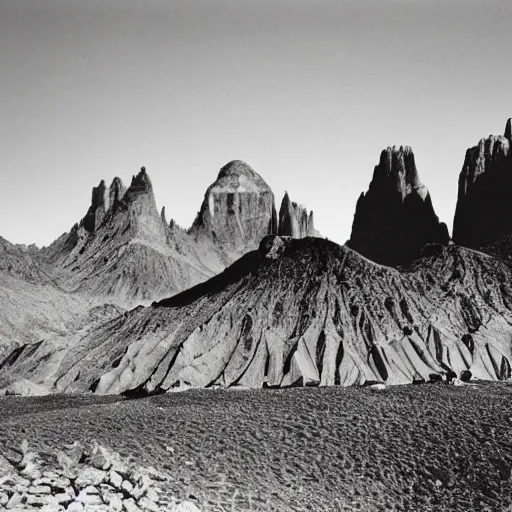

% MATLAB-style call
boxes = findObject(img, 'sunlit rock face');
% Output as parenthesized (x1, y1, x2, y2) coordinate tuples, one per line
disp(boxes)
(278, 192, 320, 238)
(189, 160, 278, 264)
(348, 146, 449, 267)
(453, 119, 512, 250)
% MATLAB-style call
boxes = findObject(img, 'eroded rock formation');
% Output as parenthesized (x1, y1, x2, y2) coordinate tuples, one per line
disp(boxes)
(453, 119, 512, 250)
(348, 146, 449, 266)
(5, 234, 511, 395)
(278, 192, 319, 238)
(189, 160, 278, 263)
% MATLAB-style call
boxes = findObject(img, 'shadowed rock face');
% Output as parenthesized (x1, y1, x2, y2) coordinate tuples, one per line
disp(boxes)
(453, 119, 512, 250)
(348, 146, 449, 267)
(9, 235, 512, 395)
(189, 160, 278, 263)
(278, 192, 320, 238)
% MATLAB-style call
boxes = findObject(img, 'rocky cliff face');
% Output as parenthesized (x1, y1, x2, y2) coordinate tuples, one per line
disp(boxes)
(348, 146, 449, 267)
(278, 192, 319, 238)
(7, 235, 512, 395)
(453, 119, 512, 250)
(189, 160, 278, 264)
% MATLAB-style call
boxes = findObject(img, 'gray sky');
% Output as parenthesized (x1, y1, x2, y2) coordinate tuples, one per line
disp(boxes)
(1, 0, 511, 246)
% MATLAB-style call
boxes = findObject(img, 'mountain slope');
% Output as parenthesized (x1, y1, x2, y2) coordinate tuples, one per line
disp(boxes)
(7, 235, 511, 395)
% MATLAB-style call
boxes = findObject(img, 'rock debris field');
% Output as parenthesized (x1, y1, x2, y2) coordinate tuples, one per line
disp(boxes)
(0, 435, 199, 512)
(1, 384, 512, 512)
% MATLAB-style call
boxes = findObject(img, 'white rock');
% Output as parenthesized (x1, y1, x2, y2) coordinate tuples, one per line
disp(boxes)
(109, 470, 123, 489)
(28, 484, 51, 494)
(138, 496, 159, 511)
(106, 493, 124, 511)
(55, 492, 73, 504)
(175, 501, 201, 512)
(67, 502, 84, 511)
(145, 488, 159, 503)
(121, 479, 133, 493)
(370, 383, 386, 391)
(123, 497, 141, 511)
(75, 467, 106, 488)
(1, 492, 9, 505)
(6, 491, 23, 509)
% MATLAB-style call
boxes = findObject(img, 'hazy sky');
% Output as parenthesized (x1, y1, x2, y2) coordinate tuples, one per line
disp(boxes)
(1, 0, 511, 247)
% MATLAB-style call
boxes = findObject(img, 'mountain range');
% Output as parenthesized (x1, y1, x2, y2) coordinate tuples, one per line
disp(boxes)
(2, 119, 512, 395)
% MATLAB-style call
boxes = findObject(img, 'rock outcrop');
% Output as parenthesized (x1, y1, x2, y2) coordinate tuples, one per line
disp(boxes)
(278, 192, 319, 238)
(348, 146, 449, 267)
(189, 160, 278, 264)
(453, 119, 512, 250)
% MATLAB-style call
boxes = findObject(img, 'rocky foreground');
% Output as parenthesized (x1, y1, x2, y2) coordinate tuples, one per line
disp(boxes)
(1, 384, 512, 512)
(0, 439, 199, 512)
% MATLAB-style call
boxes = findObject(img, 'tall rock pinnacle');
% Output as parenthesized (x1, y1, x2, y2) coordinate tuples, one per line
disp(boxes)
(453, 120, 512, 249)
(189, 160, 278, 260)
(348, 146, 449, 266)
(278, 192, 319, 238)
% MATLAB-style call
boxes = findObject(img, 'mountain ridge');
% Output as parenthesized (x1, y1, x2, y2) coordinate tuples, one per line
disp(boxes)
(3, 119, 512, 395)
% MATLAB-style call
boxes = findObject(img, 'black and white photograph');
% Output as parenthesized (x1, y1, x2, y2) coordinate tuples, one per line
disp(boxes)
(1, 1, 512, 511)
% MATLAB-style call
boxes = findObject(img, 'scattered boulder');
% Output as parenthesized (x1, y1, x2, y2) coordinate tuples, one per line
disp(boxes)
(428, 373, 443, 383)
(460, 370, 472, 382)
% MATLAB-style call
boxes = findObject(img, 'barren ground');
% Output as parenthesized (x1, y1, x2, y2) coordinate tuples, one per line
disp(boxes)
(1, 384, 512, 512)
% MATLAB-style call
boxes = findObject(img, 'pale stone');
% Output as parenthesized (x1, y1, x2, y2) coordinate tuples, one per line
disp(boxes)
(28, 484, 51, 494)
(75, 467, 106, 488)
(109, 470, 123, 489)
(123, 497, 141, 512)
(175, 501, 201, 512)
(121, 479, 133, 493)
(67, 502, 84, 511)
(138, 496, 160, 511)
(6, 492, 23, 509)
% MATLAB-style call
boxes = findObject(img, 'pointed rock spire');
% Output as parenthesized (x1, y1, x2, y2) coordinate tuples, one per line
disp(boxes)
(82, 180, 109, 233)
(109, 177, 126, 208)
(128, 166, 152, 194)
(278, 192, 318, 238)
(453, 120, 512, 249)
(505, 118, 512, 141)
(348, 145, 448, 266)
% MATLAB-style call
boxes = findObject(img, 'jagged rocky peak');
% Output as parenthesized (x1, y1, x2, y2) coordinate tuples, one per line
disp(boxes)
(453, 119, 512, 250)
(278, 192, 319, 238)
(190, 160, 277, 251)
(124, 166, 154, 201)
(348, 145, 449, 267)
(81, 177, 126, 233)
(109, 177, 126, 207)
